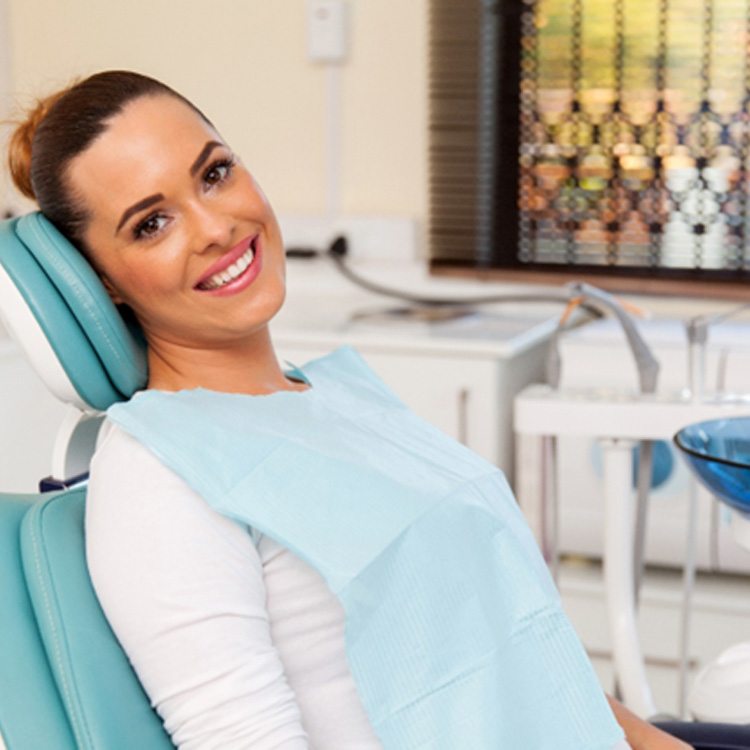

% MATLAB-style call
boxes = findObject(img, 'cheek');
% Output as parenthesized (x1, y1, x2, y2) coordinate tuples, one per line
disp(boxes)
(234, 173, 276, 217)
(112, 253, 184, 304)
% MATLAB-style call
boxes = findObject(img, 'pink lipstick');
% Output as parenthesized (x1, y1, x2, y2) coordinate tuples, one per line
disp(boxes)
(194, 234, 263, 296)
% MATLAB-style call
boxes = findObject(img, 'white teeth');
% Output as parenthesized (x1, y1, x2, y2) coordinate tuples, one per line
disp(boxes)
(199, 245, 255, 290)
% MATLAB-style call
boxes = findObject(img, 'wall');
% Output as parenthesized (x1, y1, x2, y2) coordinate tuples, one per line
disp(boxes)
(0, 0, 13, 213)
(0, 0, 9, 116)
(4, 0, 428, 229)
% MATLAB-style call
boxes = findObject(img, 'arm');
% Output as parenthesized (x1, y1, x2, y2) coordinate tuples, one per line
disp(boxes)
(607, 696, 693, 750)
(86, 425, 309, 749)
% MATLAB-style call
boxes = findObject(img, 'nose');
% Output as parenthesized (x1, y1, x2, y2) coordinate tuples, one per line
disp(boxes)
(187, 200, 235, 253)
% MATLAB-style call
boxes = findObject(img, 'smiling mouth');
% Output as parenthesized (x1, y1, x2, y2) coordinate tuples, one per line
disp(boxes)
(195, 237, 258, 291)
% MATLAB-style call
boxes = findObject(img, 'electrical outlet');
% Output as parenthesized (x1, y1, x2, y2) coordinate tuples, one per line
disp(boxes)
(279, 215, 420, 262)
(307, 0, 348, 63)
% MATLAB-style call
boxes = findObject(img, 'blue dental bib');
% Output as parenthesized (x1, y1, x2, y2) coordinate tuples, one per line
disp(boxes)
(107, 347, 623, 749)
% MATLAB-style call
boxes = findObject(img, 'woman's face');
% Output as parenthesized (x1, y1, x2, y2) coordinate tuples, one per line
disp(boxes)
(67, 94, 286, 351)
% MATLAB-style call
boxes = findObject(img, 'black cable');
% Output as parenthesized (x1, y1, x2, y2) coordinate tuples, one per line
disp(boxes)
(285, 235, 602, 316)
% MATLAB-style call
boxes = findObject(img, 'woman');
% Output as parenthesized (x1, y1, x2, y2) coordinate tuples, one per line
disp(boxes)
(8, 71, 691, 749)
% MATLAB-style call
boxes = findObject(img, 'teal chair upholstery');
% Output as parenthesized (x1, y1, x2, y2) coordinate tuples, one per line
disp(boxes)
(0, 494, 76, 749)
(0, 488, 174, 749)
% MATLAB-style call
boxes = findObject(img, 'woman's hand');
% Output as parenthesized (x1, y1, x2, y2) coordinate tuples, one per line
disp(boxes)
(606, 695, 694, 750)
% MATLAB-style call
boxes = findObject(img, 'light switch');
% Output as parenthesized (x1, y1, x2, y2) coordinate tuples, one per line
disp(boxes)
(307, 0, 348, 63)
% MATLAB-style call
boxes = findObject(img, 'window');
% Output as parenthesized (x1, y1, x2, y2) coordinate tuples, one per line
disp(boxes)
(430, 0, 750, 288)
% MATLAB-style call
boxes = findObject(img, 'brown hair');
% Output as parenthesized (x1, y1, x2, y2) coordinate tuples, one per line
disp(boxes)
(7, 70, 211, 246)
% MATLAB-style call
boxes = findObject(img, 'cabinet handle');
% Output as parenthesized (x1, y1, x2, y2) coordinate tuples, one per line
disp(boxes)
(585, 647, 699, 670)
(458, 387, 470, 445)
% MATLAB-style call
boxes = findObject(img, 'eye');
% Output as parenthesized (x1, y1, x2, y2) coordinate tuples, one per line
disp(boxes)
(203, 157, 236, 189)
(133, 213, 169, 240)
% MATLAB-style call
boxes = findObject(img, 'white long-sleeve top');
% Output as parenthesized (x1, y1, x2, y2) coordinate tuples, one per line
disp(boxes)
(86, 422, 382, 749)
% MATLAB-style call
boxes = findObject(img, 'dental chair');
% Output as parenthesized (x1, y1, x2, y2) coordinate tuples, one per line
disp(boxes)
(0, 214, 174, 749)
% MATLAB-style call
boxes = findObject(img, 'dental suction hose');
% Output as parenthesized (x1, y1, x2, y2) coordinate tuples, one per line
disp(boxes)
(564, 285, 660, 620)
(323, 237, 586, 309)
(568, 283, 659, 396)
(542, 281, 659, 608)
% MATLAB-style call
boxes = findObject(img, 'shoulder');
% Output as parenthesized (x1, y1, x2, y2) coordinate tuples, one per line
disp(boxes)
(86, 421, 256, 562)
(86, 422, 265, 626)
(90, 419, 177, 487)
(87, 420, 203, 523)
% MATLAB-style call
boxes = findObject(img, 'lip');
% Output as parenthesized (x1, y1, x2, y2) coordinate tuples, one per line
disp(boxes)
(195, 234, 256, 286)
(194, 234, 263, 297)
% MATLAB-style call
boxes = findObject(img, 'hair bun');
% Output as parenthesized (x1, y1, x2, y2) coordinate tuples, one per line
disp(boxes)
(7, 89, 69, 201)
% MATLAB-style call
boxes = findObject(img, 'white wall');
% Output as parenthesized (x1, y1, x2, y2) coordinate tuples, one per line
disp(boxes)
(0, 0, 9, 115)
(0, 0, 14, 213)
(5, 0, 428, 228)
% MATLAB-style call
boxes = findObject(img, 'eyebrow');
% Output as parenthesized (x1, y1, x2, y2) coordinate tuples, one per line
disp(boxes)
(115, 193, 165, 235)
(189, 140, 223, 177)
(114, 141, 225, 236)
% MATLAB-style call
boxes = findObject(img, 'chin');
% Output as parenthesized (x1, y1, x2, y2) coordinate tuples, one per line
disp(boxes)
(253, 277, 287, 319)
(236, 290, 286, 336)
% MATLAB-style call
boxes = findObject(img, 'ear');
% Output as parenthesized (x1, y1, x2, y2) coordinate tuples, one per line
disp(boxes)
(99, 274, 124, 306)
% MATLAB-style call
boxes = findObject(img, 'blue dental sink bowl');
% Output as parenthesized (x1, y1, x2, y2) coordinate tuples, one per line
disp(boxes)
(674, 417, 750, 513)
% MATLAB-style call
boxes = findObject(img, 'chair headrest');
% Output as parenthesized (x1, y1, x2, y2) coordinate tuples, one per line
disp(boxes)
(0, 213, 148, 412)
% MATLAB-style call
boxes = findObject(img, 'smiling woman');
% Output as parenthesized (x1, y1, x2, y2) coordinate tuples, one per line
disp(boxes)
(62, 93, 288, 393)
(4, 71, 689, 750)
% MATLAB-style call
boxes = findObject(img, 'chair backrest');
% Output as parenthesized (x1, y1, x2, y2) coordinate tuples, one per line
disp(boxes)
(0, 493, 75, 749)
(0, 488, 174, 750)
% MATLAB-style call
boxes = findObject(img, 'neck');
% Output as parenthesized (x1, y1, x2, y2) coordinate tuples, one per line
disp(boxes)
(144, 326, 307, 395)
